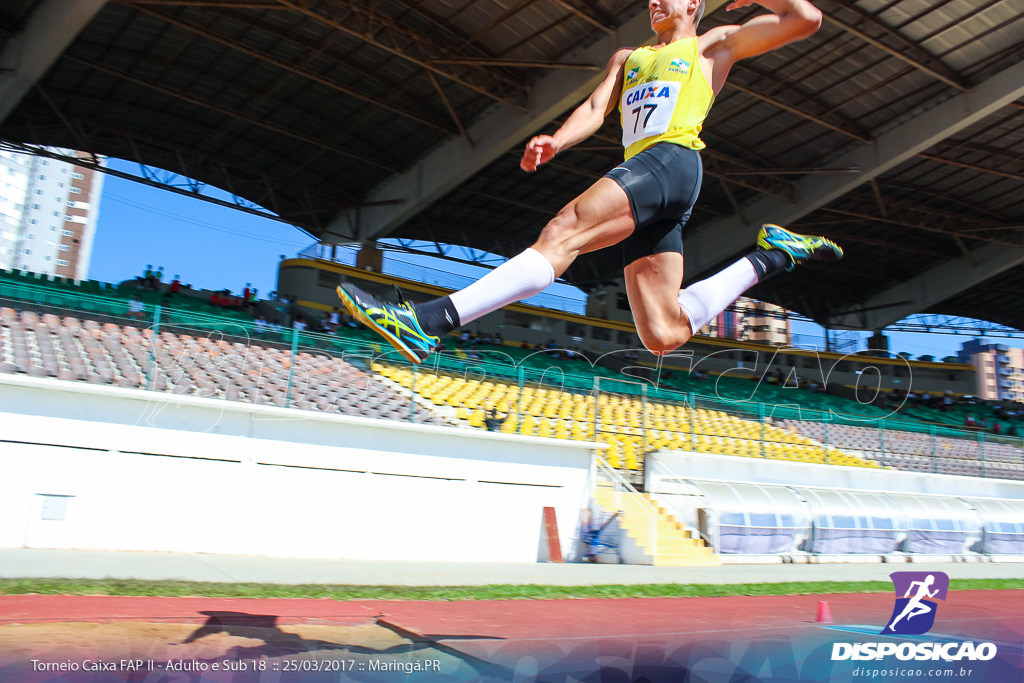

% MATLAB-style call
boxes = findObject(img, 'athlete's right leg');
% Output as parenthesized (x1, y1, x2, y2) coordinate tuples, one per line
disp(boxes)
(424, 177, 634, 331)
(424, 177, 635, 335)
(337, 178, 634, 363)
(529, 177, 636, 276)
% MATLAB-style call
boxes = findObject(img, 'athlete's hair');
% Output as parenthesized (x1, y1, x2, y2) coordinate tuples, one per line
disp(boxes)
(694, 0, 706, 27)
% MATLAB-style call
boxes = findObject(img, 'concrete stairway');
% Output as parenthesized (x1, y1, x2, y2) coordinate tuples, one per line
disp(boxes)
(594, 485, 719, 566)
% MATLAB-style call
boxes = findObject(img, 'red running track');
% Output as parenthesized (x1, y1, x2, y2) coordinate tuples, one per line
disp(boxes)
(1, 591, 1022, 681)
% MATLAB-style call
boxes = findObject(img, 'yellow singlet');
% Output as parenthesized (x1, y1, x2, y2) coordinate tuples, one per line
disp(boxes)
(619, 37, 715, 160)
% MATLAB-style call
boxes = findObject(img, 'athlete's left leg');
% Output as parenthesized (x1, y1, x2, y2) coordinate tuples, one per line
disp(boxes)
(626, 251, 776, 354)
(627, 228, 844, 355)
(624, 251, 691, 354)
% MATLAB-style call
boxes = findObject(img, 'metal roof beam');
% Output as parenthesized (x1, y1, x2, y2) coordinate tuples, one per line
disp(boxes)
(71, 112, 358, 203)
(276, 0, 528, 111)
(683, 57, 1024, 280)
(322, 3, 733, 244)
(321, 6, 651, 242)
(132, 5, 457, 134)
(65, 54, 401, 173)
(823, 4, 968, 91)
(828, 242, 1024, 330)
(0, 0, 108, 126)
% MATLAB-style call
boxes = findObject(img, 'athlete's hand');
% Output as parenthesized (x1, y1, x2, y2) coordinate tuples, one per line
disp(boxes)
(521, 135, 560, 172)
(725, 0, 757, 9)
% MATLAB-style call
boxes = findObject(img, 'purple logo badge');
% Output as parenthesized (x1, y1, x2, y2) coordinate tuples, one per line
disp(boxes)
(880, 571, 949, 636)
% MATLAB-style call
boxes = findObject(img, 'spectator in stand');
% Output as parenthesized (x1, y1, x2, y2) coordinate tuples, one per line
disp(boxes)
(328, 307, 341, 329)
(319, 312, 334, 333)
(165, 275, 181, 300)
(154, 266, 164, 289)
(240, 283, 252, 312)
(254, 314, 268, 336)
(210, 292, 221, 308)
(284, 294, 300, 322)
(521, 340, 531, 349)
(965, 414, 976, 428)
(293, 316, 308, 331)
(269, 320, 283, 334)
(484, 406, 502, 432)
(127, 295, 145, 319)
(1008, 423, 1019, 437)
(494, 332, 503, 346)
(246, 288, 257, 310)
(992, 422, 1002, 434)
(142, 265, 154, 289)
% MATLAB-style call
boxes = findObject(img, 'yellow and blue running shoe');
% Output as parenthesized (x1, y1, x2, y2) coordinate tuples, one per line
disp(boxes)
(756, 223, 843, 271)
(336, 284, 440, 364)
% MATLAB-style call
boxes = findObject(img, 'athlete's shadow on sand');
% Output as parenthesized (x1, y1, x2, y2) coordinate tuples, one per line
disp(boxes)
(180, 611, 502, 660)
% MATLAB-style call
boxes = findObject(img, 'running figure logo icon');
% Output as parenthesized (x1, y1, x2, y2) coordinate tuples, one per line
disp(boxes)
(880, 571, 950, 636)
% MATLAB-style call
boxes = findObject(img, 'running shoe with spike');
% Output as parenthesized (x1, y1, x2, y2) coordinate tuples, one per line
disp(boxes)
(756, 223, 843, 271)
(336, 283, 440, 364)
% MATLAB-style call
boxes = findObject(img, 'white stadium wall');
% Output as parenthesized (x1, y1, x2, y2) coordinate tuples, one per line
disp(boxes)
(0, 375, 597, 563)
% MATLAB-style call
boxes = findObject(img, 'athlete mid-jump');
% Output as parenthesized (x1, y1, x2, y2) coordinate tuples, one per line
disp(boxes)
(339, 0, 842, 364)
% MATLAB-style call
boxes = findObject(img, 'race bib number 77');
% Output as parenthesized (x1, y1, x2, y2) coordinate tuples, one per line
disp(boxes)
(620, 80, 680, 149)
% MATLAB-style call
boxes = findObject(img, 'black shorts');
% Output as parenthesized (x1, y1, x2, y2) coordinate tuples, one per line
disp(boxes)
(604, 142, 703, 267)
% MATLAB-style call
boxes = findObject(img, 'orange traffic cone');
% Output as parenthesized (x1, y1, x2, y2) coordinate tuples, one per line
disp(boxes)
(816, 600, 833, 623)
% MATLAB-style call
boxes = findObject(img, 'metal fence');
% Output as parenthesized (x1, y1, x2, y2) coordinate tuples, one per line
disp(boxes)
(1, 288, 1022, 480)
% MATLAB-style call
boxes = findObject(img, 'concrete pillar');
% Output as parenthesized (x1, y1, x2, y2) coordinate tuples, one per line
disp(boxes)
(868, 331, 889, 357)
(585, 287, 608, 319)
(356, 242, 383, 273)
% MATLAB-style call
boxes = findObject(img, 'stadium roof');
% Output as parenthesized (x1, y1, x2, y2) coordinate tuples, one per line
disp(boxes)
(1, 0, 1022, 331)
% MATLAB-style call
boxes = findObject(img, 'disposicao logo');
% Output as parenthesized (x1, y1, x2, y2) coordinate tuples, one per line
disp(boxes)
(882, 571, 948, 636)
(831, 572, 998, 662)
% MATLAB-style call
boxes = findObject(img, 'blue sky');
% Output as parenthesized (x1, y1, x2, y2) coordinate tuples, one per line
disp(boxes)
(88, 158, 986, 360)
(89, 159, 310, 298)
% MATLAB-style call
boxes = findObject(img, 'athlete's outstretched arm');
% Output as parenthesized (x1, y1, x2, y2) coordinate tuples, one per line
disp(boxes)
(705, 0, 821, 79)
(521, 48, 633, 172)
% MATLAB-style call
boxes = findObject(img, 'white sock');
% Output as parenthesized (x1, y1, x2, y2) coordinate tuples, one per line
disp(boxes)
(677, 258, 758, 333)
(449, 248, 555, 326)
